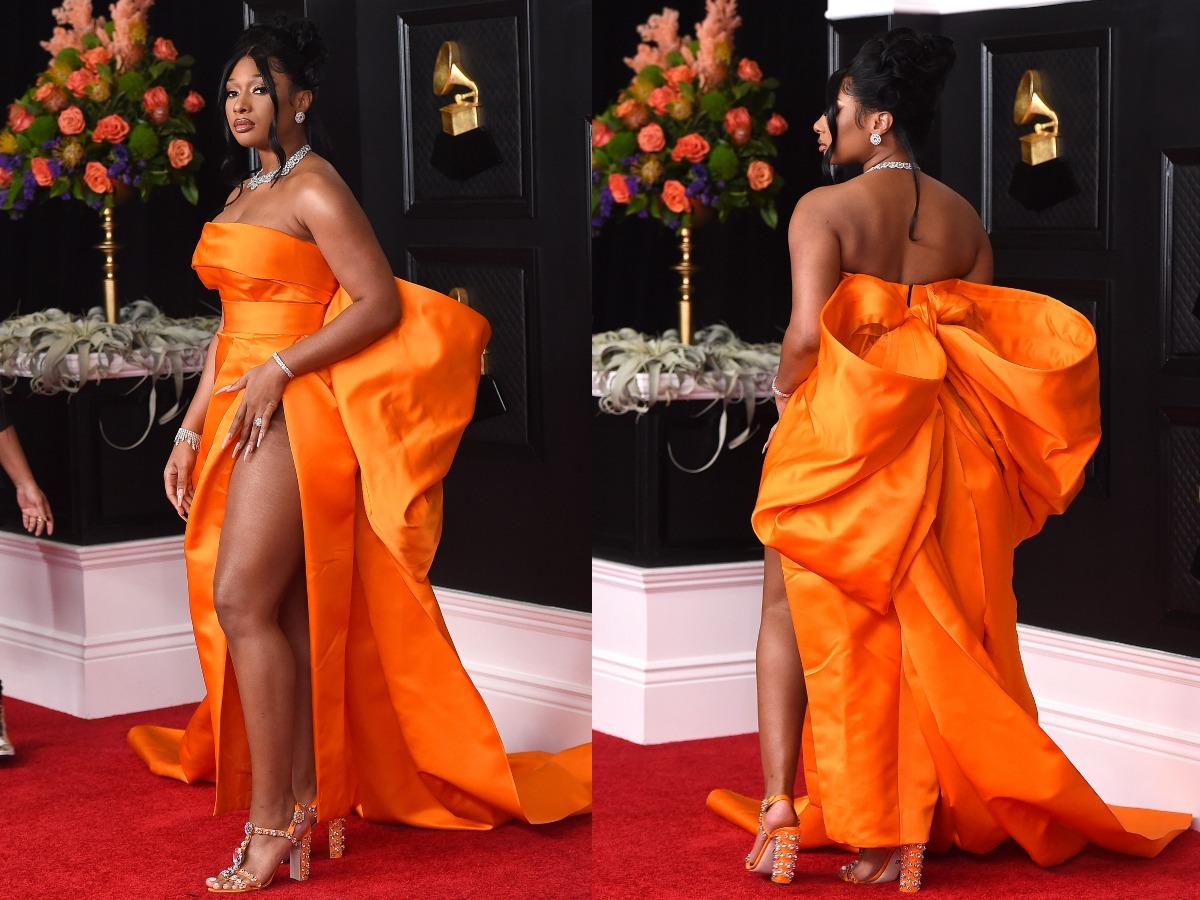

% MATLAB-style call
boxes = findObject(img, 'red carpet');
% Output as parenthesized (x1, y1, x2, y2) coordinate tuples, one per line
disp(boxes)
(594, 731, 1196, 898)
(0, 698, 588, 899)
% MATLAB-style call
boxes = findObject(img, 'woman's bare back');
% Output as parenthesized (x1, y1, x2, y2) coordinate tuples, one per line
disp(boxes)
(827, 170, 990, 285)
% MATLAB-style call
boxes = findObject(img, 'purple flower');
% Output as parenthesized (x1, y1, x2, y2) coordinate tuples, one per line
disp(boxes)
(591, 216, 604, 229)
(598, 184, 614, 218)
(0, 153, 15, 169)
(113, 144, 129, 161)
(21, 170, 36, 200)
(637, 209, 648, 219)
(591, 168, 601, 183)
(625, 175, 641, 195)
(41, 138, 60, 150)
(685, 180, 706, 198)
(691, 163, 709, 181)
(46, 159, 61, 178)
(716, 180, 726, 189)
(620, 154, 639, 166)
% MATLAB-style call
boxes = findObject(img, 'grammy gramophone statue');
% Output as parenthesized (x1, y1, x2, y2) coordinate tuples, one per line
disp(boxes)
(429, 40, 501, 181)
(1008, 69, 1079, 211)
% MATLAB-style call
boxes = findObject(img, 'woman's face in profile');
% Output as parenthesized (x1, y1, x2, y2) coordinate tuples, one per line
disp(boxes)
(813, 79, 869, 167)
(224, 55, 299, 149)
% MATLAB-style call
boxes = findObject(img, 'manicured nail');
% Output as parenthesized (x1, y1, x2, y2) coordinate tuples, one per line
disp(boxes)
(232, 441, 242, 459)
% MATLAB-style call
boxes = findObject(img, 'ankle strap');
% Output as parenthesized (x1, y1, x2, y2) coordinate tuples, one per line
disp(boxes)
(247, 806, 306, 846)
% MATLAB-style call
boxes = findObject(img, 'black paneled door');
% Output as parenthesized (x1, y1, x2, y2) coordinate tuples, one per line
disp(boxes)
(344, 0, 591, 610)
(830, 1, 1200, 657)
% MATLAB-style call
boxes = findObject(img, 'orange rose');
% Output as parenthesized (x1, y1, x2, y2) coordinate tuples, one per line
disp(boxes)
(724, 106, 752, 146)
(91, 114, 130, 144)
(80, 47, 113, 71)
(591, 120, 613, 148)
(664, 65, 695, 87)
(57, 105, 85, 135)
(767, 113, 789, 136)
(7, 103, 34, 132)
(30, 157, 53, 187)
(33, 82, 68, 113)
(661, 179, 690, 214)
(647, 85, 679, 116)
(142, 86, 169, 115)
(83, 160, 112, 193)
(0, 168, 11, 189)
(738, 58, 764, 84)
(615, 98, 648, 129)
(153, 38, 178, 62)
(184, 90, 206, 114)
(167, 138, 194, 169)
(608, 172, 630, 204)
(637, 122, 665, 153)
(65, 68, 98, 97)
(747, 160, 774, 191)
(670, 133, 711, 163)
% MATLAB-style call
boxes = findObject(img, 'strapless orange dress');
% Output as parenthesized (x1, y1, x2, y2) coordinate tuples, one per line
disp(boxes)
(128, 222, 591, 828)
(708, 274, 1188, 863)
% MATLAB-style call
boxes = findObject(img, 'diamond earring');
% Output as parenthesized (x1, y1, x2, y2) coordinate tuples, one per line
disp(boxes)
(870, 133, 882, 146)
(295, 110, 306, 124)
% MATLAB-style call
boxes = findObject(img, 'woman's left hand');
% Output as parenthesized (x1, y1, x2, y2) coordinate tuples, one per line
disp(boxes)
(219, 360, 290, 462)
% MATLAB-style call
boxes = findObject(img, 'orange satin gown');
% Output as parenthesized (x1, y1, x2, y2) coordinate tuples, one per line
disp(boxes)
(128, 222, 591, 828)
(708, 274, 1188, 863)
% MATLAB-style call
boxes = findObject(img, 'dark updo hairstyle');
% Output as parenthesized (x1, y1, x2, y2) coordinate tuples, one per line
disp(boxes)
(823, 28, 955, 240)
(217, 15, 328, 190)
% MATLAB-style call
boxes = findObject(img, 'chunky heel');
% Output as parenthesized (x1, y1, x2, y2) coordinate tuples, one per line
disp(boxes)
(289, 829, 312, 882)
(328, 818, 345, 859)
(744, 795, 801, 884)
(898, 843, 925, 893)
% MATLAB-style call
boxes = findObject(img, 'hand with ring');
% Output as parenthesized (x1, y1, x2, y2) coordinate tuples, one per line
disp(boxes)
(16, 480, 53, 536)
(218, 358, 290, 463)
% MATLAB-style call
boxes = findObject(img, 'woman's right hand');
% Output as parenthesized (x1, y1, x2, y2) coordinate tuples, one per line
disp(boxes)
(164, 442, 198, 519)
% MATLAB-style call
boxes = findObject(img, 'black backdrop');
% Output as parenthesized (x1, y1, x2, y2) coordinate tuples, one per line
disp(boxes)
(591, 0, 828, 341)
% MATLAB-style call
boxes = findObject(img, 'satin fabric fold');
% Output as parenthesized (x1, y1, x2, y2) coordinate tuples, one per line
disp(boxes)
(708, 274, 1188, 862)
(128, 222, 591, 827)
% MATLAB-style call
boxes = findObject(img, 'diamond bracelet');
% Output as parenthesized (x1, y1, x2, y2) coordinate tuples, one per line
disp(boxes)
(174, 428, 201, 452)
(272, 351, 295, 379)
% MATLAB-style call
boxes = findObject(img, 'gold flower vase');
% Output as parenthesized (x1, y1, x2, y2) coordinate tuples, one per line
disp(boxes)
(95, 184, 134, 324)
(672, 206, 712, 345)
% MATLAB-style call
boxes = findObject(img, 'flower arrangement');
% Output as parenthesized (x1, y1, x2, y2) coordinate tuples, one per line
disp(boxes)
(0, 0, 204, 218)
(591, 1, 787, 233)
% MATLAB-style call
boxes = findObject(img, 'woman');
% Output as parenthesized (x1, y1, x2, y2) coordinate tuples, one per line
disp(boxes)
(127, 18, 589, 893)
(0, 394, 54, 758)
(712, 28, 1189, 890)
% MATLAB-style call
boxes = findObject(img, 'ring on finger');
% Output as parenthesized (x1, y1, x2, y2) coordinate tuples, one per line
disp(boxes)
(253, 416, 264, 427)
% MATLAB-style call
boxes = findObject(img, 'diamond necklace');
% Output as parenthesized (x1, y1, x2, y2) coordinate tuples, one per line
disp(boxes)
(247, 144, 311, 190)
(863, 160, 918, 174)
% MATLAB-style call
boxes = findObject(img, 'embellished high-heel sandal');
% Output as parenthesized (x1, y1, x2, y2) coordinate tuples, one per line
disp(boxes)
(838, 843, 926, 893)
(207, 804, 311, 893)
(302, 802, 346, 860)
(744, 794, 802, 885)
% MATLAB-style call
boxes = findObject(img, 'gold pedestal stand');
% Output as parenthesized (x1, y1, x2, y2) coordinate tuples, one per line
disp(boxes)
(672, 224, 695, 345)
(95, 205, 121, 324)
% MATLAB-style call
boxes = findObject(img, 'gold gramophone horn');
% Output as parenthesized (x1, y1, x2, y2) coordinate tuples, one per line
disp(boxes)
(1013, 70, 1060, 165)
(433, 41, 481, 135)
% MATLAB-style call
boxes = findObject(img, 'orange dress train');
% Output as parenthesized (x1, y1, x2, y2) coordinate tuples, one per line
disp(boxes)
(128, 222, 591, 828)
(708, 274, 1188, 863)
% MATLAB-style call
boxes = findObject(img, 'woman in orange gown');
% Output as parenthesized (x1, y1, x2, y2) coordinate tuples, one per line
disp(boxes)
(711, 28, 1189, 890)
(126, 19, 589, 893)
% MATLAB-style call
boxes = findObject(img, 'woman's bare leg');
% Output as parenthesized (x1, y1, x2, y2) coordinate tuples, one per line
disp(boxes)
(749, 547, 807, 854)
(278, 564, 316, 806)
(207, 410, 309, 887)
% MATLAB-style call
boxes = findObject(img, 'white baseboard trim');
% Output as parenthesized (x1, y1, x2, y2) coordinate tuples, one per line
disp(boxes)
(437, 588, 592, 753)
(825, 0, 1093, 19)
(0, 532, 591, 755)
(593, 556, 1200, 826)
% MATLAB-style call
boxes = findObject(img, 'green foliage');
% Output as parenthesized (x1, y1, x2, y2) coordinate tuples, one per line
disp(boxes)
(127, 123, 159, 161)
(707, 143, 739, 181)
